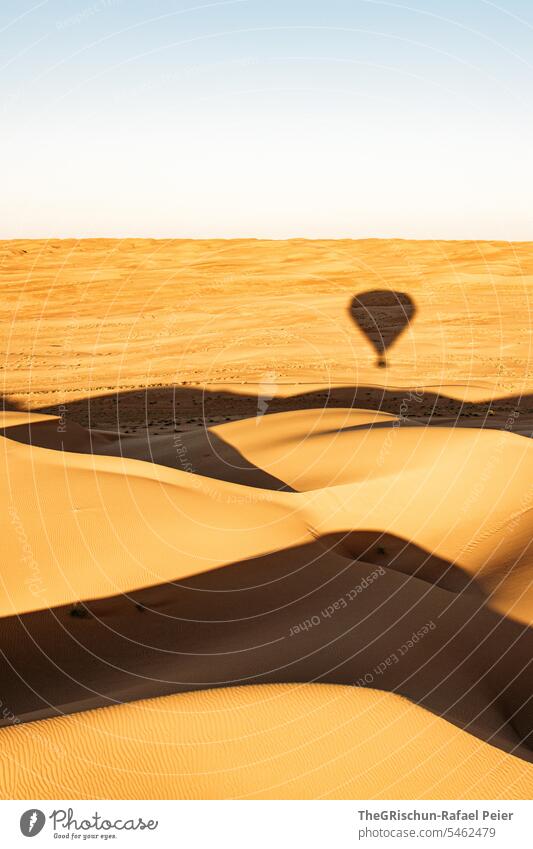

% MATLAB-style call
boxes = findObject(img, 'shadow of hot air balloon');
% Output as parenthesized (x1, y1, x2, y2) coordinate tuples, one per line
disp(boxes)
(349, 290, 416, 368)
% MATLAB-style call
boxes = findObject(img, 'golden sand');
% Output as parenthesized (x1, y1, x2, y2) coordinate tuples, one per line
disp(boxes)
(1, 240, 532, 798)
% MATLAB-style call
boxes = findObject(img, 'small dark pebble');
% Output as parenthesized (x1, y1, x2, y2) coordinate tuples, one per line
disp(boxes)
(69, 603, 90, 619)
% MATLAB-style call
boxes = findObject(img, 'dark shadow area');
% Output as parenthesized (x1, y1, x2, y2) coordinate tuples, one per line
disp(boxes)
(0, 415, 294, 492)
(21, 383, 533, 438)
(0, 533, 531, 762)
(315, 531, 484, 597)
(0, 396, 22, 412)
(350, 290, 416, 368)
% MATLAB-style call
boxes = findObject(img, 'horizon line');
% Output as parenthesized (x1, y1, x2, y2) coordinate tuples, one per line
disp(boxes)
(2, 236, 532, 244)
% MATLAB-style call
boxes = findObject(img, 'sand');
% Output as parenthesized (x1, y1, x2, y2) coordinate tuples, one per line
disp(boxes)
(2, 686, 532, 800)
(1, 239, 532, 799)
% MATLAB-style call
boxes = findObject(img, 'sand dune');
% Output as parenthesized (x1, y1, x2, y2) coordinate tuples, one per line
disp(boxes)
(0, 414, 306, 617)
(1, 408, 533, 766)
(1, 239, 533, 799)
(3, 408, 532, 621)
(1, 685, 531, 800)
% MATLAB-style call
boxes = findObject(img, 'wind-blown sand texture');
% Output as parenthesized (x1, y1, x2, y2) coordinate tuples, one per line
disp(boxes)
(1, 239, 533, 799)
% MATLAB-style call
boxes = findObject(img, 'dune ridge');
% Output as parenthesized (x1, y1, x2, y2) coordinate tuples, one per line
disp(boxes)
(1, 685, 531, 800)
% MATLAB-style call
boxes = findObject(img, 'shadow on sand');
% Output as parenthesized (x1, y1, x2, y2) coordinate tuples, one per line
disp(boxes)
(0, 532, 531, 761)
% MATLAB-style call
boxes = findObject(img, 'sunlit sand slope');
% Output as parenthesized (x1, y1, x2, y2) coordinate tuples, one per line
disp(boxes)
(1, 685, 531, 800)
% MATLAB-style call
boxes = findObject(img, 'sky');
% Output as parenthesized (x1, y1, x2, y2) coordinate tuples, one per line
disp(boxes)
(1, 0, 532, 239)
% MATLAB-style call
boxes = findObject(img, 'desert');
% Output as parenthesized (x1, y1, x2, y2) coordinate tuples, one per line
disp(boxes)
(1, 238, 533, 799)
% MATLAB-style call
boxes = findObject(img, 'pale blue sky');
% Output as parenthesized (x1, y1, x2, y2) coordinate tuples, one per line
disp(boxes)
(1, 0, 532, 238)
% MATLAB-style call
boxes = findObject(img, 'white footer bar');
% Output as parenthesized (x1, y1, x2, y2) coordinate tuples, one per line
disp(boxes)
(1, 800, 531, 847)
